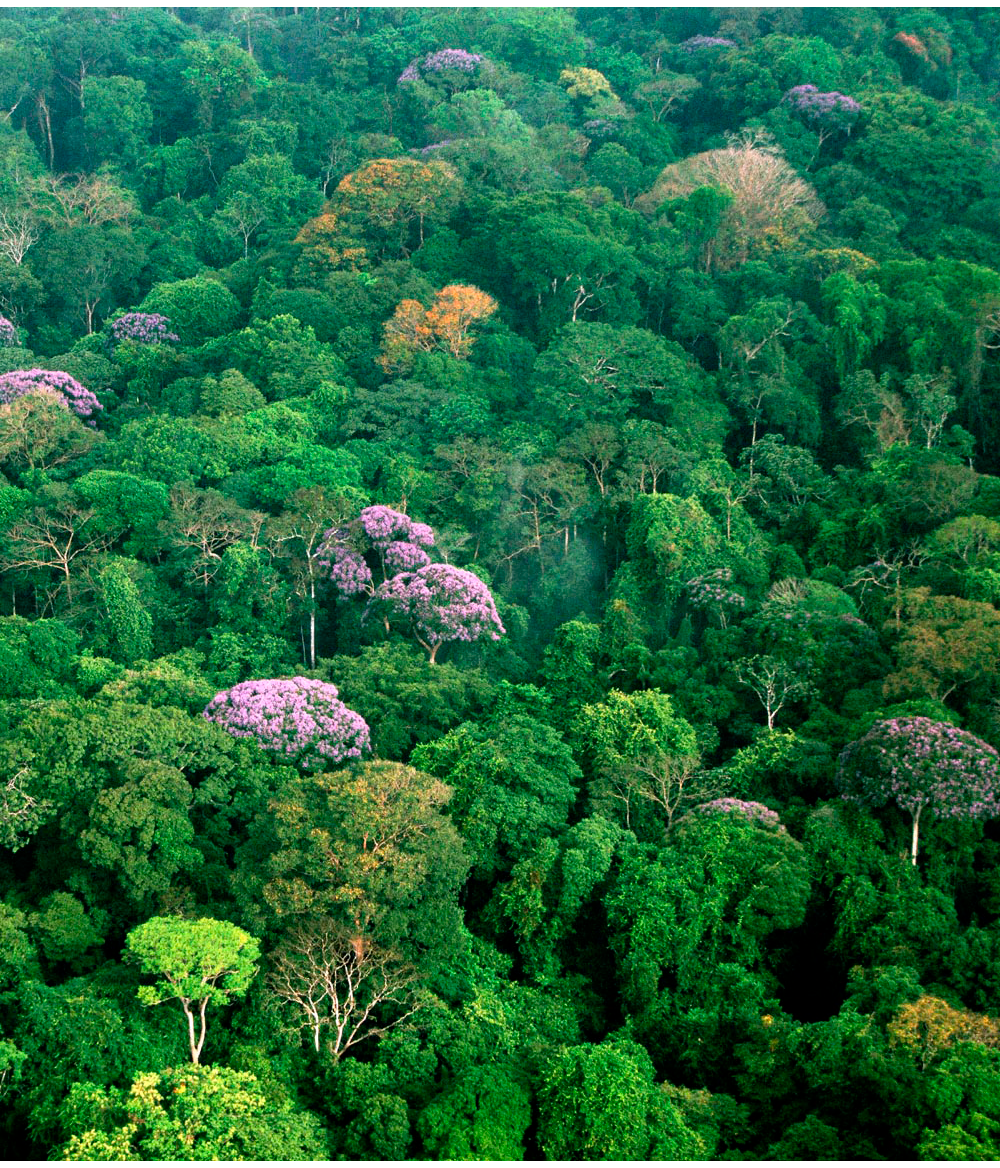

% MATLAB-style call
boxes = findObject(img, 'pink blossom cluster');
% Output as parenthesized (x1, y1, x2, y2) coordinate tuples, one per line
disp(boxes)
(690, 798, 782, 830)
(399, 48, 484, 83)
(324, 545, 373, 596)
(686, 568, 746, 613)
(109, 312, 179, 345)
(384, 539, 431, 574)
(203, 676, 370, 770)
(0, 368, 102, 419)
(320, 506, 435, 595)
(359, 505, 417, 548)
(368, 563, 505, 654)
(0, 315, 19, 347)
(837, 716, 1000, 821)
(784, 85, 861, 129)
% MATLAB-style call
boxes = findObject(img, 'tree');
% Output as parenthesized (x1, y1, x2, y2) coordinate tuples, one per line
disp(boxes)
(0, 388, 100, 473)
(0, 367, 101, 418)
(141, 275, 240, 345)
(333, 158, 463, 258)
(574, 689, 703, 835)
(108, 311, 178, 346)
(416, 1064, 532, 1161)
(125, 916, 260, 1064)
(537, 1038, 706, 1160)
(882, 589, 1000, 703)
(380, 284, 497, 372)
(411, 690, 580, 880)
(203, 677, 370, 771)
(638, 131, 823, 270)
(57, 1066, 328, 1160)
(369, 564, 505, 664)
(81, 75, 152, 170)
(735, 654, 813, 730)
(1, 483, 115, 610)
(235, 761, 468, 962)
(215, 152, 320, 258)
(838, 717, 1000, 865)
(97, 559, 153, 664)
(265, 919, 421, 1058)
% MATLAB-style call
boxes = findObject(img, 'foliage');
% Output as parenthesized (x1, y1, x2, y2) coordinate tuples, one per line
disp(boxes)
(1, 7, 1000, 1158)
(125, 916, 261, 1064)
(56, 1065, 328, 1160)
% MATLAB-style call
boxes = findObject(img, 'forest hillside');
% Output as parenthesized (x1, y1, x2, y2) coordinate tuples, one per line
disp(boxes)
(2, 6, 1000, 1159)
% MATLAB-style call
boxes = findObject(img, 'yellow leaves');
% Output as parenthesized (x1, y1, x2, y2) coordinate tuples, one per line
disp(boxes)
(888, 994, 1000, 1067)
(380, 284, 498, 373)
(560, 67, 616, 101)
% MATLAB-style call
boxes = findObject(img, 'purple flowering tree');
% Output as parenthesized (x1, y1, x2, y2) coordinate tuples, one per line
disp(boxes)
(204, 677, 370, 771)
(784, 85, 861, 132)
(837, 716, 1000, 865)
(784, 85, 861, 163)
(399, 48, 485, 85)
(368, 563, 504, 664)
(319, 505, 433, 597)
(0, 315, 19, 347)
(686, 568, 747, 629)
(689, 798, 782, 831)
(321, 506, 503, 663)
(0, 368, 102, 420)
(109, 312, 180, 346)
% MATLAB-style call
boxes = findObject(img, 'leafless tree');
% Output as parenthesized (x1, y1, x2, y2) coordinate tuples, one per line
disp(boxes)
(163, 486, 264, 594)
(735, 655, 812, 730)
(265, 921, 423, 1059)
(639, 130, 824, 270)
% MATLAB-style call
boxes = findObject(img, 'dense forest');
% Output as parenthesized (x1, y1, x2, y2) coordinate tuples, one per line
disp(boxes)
(4, 5, 1000, 1159)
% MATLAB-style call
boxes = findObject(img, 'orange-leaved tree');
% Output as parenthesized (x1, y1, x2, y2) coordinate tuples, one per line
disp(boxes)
(380, 284, 497, 372)
(334, 158, 462, 257)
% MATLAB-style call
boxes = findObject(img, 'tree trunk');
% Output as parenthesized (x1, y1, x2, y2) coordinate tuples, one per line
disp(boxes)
(911, 804, 921, 866)
(309, 578, 316, 669)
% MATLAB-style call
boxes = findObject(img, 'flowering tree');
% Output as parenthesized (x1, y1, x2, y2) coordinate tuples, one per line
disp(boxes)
(0, 316, 19, 347)
(109, 312, 179, 346)
(322, 506, 503, 663)
(0, 369, 102, 420)
(319, 505, 433, 597)
(686, 568, 747, 628)
(784, 85, 861, 163)
(380, 284, 498, 372)
(784, 85, 861, 133)
(333, 158, 462, 256)
(369, 564, 504, 664)
(688, 798, 782, 830)
(837, 716, 1000, 864)
(398, 49, 485, 84)
(203, 677, 370, 770)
